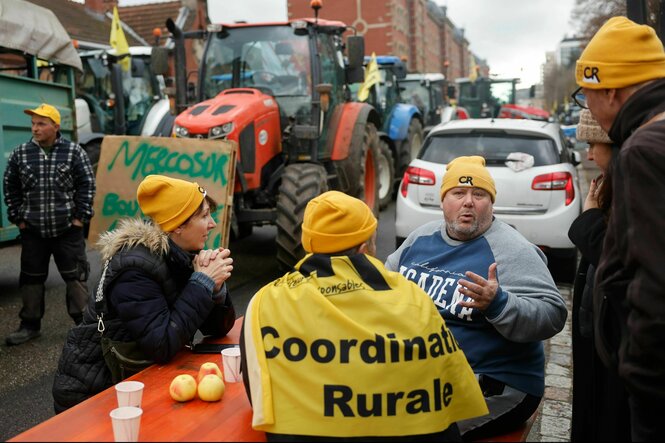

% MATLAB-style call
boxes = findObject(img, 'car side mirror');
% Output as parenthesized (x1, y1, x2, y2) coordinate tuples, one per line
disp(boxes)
(571, 150, 581, 166)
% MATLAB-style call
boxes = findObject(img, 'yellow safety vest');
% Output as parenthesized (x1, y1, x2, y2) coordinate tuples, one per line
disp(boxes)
(244, 253, 487, 437)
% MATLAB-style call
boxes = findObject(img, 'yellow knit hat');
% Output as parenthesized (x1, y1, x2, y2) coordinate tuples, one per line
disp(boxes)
(440, 156, 496, 202)
(24, 103, 61, 125)
(301, 191, 377, 254)
(576, 16, 665, 89)
(137, 175, 206, 232)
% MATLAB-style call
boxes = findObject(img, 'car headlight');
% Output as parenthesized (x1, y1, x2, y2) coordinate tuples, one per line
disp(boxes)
(174, 124, 189, 137)
(209, 122, 234, 139)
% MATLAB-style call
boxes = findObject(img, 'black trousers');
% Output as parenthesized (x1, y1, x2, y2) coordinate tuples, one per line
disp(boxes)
(459, 375, 541, 442)
(629, 393, 664, 441)
(18, 226, 90, 328)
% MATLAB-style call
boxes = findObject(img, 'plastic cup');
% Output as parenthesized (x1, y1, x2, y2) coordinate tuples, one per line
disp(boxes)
(115, 381, 144, 408)
(221, 347, 242, 383)
(109, 406, 142, 442)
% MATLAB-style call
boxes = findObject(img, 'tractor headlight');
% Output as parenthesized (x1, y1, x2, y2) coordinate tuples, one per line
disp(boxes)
(174, 124, 189, 137)
(209, 122, 234, 139)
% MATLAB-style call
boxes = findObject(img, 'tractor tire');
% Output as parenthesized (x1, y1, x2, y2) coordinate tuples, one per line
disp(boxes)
(334, 122, 380, 216)
(82, 139, 101, 175)
(275, 163, 328, 271)
(377, 138, 395, 211)
(397, 118, 424, 177)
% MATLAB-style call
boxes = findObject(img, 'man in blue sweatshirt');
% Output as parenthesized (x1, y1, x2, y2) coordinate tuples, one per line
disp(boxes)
(386, 155, 567, 441)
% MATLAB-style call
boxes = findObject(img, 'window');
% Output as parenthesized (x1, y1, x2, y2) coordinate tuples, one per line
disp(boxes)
(0, 51, 28, 77)
(421, 132, 559, 166)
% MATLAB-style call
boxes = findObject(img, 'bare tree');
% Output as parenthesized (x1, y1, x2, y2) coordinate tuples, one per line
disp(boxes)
(543, 62, 577, 119)
(571, 0, 661, 42)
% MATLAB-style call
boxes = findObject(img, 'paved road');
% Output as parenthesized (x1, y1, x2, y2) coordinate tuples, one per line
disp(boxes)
(0, 153, 594, 441)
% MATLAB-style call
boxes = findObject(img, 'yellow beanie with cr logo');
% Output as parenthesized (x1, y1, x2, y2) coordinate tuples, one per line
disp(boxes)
(137, 175, 206, 232)
(576, 16, 665, 89)
(301, 191, 377, 254)
(440, 156, 496, 202)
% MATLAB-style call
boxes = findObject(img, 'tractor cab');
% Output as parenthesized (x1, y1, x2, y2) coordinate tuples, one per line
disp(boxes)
(175, 19, 359, 167)
(171, 13, 379, 270)
(77, 47, 171, 137)
(351, 55, 407, 122)
(399, 72, 447, 131)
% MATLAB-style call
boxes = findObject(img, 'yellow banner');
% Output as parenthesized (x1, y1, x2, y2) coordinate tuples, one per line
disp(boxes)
(357, 52, 380, 102)
(469, 56, 478, 83)
(110, 6, 130, 72)
(244, 254, 488, 437)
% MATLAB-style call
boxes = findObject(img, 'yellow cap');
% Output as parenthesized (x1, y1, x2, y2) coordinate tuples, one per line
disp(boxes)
(24, 103, 61, 125)
(137, 175, 206, 232)
(301, 191, 377, 254)
(576, 16, 665, 89)
(440, 156, 496, 202)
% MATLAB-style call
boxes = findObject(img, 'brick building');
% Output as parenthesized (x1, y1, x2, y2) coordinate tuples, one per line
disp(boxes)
(288, 0, 486, 82)
(42, 0, 488, 92)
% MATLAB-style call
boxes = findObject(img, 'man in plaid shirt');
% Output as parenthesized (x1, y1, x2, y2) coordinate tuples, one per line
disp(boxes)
(3, 103, 96, 345)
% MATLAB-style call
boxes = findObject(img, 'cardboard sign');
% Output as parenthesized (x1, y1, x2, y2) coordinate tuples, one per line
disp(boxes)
(89, 136, 237, 249)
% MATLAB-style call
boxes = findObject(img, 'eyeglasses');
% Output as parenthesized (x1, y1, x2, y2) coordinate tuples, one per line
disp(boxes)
(571, 86, 588, 109)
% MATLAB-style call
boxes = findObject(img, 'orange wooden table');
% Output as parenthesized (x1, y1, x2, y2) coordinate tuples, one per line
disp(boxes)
(10, 318, 267, 442)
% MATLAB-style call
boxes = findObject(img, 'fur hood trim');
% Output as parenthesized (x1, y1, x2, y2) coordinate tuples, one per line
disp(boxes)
(97, 218, 169, 261)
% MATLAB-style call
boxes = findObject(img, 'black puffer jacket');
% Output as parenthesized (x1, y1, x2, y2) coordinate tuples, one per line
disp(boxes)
(595, 78, 665, 399)
(52, 219, 235, 412)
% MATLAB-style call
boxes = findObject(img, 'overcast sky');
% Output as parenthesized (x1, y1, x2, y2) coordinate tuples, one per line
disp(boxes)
(437, 0, 577, 87)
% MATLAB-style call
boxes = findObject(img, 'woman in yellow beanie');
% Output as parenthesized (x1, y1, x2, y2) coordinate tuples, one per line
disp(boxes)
(53, 175, 236, 413)
(567, 110, 630, 442)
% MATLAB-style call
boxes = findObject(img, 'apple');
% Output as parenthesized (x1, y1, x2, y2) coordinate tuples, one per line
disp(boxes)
(197, 374, 225, 402)
(197, 362, 223, 383)
(169, 374, 197, 402)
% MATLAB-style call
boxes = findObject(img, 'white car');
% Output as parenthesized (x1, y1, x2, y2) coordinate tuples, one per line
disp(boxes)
(396, 118, 582, 283)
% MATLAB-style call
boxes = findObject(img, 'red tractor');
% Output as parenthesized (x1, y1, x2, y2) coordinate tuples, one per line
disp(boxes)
(168, 6, 380, 269)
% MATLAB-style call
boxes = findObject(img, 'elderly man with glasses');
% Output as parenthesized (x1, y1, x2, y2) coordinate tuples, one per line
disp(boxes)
(573, 16, 665, 441)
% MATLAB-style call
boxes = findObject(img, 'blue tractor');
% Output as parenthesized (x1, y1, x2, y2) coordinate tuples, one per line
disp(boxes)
(352, 55, 424, 209)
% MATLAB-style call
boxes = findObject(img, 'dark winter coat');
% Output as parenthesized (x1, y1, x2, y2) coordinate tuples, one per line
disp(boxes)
(52, 219, 235, 412)
(568, 208, 630, 441)
(595, 78, 665, 400)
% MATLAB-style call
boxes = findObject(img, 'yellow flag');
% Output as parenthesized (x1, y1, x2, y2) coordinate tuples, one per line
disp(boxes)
(357, 52, 380, 102)
(469, 56, 478, 83)
(110, 6, 130, 71)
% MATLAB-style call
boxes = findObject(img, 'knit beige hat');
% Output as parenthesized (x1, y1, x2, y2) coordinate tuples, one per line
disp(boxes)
(576, 109, 612, 144)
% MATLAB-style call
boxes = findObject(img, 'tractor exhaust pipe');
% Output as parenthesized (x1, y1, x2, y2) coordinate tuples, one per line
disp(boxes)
(166, 18, 188, 115)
